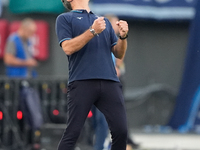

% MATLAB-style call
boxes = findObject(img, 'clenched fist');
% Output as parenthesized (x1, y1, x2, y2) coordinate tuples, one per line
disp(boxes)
(91, 17, 106, 35)
(116, 20, 129, 38)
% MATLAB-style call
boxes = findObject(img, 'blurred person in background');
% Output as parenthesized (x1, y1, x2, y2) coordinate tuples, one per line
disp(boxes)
(4, 18, 38, 77)
(4, 18, 43, 150)
(90, 15, 125, 149)
(86, 15, 139, 150)
(106, 14, 139, 150)
(91, 105, 109, 150)
(56, 0, 129, 150)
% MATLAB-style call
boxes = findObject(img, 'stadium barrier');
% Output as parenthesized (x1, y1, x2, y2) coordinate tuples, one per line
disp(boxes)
(0, 76, 68, 149)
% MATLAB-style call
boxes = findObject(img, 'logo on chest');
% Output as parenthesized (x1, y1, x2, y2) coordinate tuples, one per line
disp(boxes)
(77, 17, 83, 20)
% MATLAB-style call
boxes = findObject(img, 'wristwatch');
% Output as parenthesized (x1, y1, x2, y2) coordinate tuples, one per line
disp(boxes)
(89, 26, 98, 36)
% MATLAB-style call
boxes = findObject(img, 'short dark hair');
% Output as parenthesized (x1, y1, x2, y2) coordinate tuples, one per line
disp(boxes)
(61, 0, 72, 10)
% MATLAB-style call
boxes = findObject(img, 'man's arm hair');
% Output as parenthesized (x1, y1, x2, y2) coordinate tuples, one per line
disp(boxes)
(60, 17, 106, 56)
(61, 29, 94, 56)
(112, 39, 127, 59)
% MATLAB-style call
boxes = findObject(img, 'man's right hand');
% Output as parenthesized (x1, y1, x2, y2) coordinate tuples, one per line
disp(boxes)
(25, 58, 38, 67)
(91, 17, 106, 34)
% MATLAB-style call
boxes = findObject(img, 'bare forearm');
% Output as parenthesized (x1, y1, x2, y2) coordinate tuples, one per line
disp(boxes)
(61, 29, 94, 55)
(113, 39, 127, 59)
(113, 20, 128, 59)
(4, 54, 37, 67)
(4, 54, 27, 66)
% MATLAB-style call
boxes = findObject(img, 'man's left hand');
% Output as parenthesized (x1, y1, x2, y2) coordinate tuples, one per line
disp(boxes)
(116, 20, 129, 38)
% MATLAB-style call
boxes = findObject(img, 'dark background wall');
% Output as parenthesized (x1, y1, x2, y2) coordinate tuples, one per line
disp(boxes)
(0, 6, 191, 127)
(125, 21, 189, 89)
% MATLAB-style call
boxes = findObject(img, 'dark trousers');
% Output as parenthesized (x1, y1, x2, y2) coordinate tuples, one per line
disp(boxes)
(57, 79, 128, 150)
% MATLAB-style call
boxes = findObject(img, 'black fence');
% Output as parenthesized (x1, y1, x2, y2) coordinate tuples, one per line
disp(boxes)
(0, 77, 69, 150)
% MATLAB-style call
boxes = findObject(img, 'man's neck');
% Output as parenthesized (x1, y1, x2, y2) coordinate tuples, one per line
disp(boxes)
(72, 1, 90, 13)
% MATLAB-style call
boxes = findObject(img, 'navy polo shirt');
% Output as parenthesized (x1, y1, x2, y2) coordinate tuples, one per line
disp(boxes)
(56, 10, 119, 83)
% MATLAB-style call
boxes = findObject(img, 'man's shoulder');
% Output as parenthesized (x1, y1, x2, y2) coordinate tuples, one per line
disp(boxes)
(104, 17, 112, 25)
(7, 33, 18, 42)
(56, 12, 74, 22)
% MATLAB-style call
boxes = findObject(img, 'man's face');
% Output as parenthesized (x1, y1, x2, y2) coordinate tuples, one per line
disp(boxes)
(24, 23, 37, 39)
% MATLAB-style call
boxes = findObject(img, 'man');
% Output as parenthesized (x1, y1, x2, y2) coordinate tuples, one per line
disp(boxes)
(4, 18, 38, 78)
(56, 0, 129, 150)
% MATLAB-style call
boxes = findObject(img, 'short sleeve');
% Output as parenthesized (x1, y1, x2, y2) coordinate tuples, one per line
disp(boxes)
(5, 38, 16, 55)
(106, 19, 118, 47)
(56, 14, 73, 47)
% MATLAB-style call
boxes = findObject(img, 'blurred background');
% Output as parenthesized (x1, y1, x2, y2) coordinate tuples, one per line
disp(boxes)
(1, 0, 200, 150)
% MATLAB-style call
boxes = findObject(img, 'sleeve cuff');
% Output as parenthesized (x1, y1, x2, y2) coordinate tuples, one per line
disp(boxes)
(111, 42, 117, 47)
(59, 38, 72, 47)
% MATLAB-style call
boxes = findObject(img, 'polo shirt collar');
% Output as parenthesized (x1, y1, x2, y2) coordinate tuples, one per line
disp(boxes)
(71, 9, 94, 14)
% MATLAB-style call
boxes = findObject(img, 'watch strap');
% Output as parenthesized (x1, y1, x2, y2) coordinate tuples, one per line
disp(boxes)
(119, 34, 128, 40)
(89, 26, 98, 36)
